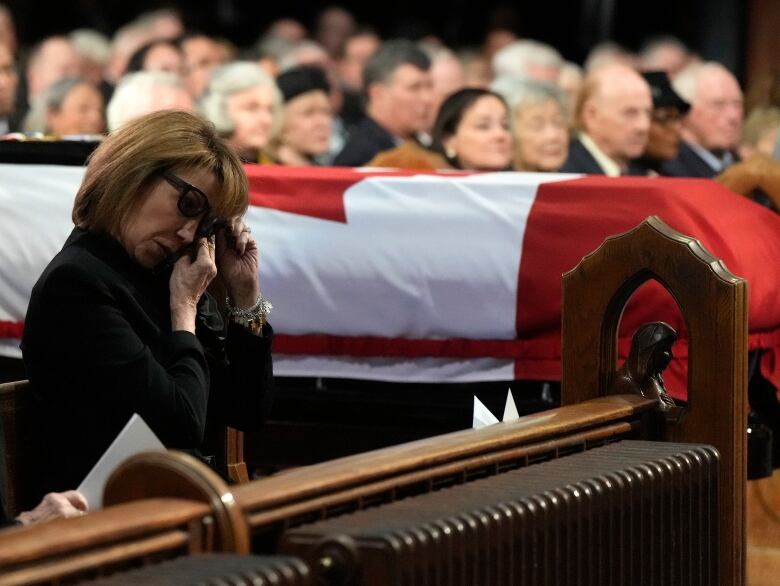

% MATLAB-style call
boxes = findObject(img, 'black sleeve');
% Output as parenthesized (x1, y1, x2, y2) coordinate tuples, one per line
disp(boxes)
(24, 263, 211, 448)
(199, 299, 275, 431)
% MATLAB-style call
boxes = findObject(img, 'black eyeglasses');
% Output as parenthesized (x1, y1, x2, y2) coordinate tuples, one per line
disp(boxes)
(161, 170, 226, 237)
(161, 170, 210, 217)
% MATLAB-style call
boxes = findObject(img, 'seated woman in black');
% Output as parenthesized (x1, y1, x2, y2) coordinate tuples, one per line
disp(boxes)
(21, 110, 274, 503)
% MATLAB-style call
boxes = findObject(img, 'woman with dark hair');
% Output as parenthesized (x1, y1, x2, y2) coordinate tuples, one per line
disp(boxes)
(125, 39, 184, 76)
(22, 110, 274, 502)
(430, 88, 513, 171)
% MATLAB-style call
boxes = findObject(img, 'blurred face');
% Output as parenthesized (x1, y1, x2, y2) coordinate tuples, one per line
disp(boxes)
(147, 86, 194, 113)
(584, 69, 652, 164)
(444, 95, 512, 171)
(685, 68, 743, 151)
(182, 36, 221, 97)
(430, 56, 466, 127)
(29, 38, 81, 100)
(227, 85, 276, 153)
(513, 99, 568, 171)
(644, 106, 684, 161)
(144, 44, 184, 75)
(370, 64, 434, 138)
(281, 90, 333, 158)
(339, 33, 380, 91)
(0, 9, 17, 53)
(118, 167, 219, 269)
(755, 126, 780, 157)
(47, 83, 104, 136)
(0, 44, 18, 117)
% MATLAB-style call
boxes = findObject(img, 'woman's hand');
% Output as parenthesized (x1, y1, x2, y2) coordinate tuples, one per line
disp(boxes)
(169, 237, 218, 333)
(16, 491, 89, 525)
(215, 217, 260, 309)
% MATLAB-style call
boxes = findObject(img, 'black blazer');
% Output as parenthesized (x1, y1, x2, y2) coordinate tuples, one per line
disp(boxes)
(560, 138, 648, 176)
(660, 141, 723, 178)
(334, 116, 397, 167)
(560, 138, 606, 174)
(21, 228, 274, 499)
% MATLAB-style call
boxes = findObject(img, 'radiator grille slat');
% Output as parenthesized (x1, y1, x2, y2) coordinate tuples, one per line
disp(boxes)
(280, 441, 719, 586)
(84, 554, 312, 585)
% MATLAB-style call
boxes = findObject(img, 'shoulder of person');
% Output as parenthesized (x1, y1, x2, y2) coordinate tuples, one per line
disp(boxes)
(367, 140, 448, 170)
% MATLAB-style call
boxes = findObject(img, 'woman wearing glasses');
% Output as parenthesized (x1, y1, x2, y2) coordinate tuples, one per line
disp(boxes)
(21, 110, 273, 503)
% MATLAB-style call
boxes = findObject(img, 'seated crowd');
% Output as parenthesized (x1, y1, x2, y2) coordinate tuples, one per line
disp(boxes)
(0, 5, 776, 178)
(0, 3, 776, 530)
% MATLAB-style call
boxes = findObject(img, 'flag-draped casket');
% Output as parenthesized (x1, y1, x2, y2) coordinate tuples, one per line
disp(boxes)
(1, 163, 779, 400)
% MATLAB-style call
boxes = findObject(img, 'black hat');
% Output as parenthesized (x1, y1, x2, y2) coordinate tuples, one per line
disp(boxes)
(276, 65, 331, 103)
(641, 71, 690, 114)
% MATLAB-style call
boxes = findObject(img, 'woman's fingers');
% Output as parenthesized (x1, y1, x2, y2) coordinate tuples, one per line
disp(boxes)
(216, 218, 254, 258)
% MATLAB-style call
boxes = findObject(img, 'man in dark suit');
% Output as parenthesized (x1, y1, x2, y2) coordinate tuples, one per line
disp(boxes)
(661, 62, 743, 178)
(334, 40, 434, 167)
(560, 63, 652, 176)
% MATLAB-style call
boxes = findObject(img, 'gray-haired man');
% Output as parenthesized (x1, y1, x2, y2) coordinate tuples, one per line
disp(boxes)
(334, 39, 434, 167)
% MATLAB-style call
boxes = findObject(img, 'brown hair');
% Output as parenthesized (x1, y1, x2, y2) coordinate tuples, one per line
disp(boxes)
(73, 110, 248, 233)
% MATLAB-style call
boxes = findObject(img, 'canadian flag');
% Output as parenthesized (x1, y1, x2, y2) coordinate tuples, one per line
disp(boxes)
(2, 163, 780, 400)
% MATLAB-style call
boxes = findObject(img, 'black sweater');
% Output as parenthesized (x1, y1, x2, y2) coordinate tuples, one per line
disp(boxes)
(21, 228, 274, 500)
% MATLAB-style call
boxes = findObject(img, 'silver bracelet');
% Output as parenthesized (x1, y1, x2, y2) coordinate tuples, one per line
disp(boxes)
(225, 294, 273, 329)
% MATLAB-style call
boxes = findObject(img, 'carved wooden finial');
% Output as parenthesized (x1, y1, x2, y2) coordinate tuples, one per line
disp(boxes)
(609, 322, 678, 415)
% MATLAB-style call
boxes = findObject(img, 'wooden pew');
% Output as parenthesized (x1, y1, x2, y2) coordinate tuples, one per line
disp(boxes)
(0, 216, 748, 584)
(102, 217, 747, 582)
(0, 452, 248, 586)
(562, 215, 747, 584)
(0, 499, 212, 586)
(0, 378, 251, 518)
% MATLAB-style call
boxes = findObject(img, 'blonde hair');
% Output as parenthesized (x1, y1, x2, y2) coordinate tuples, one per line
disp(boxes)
(73, 110, 248, 233)
(742, 107, 780, 146)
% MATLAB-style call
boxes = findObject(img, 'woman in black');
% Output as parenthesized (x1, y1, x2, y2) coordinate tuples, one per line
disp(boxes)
(21, 110, 274, 503)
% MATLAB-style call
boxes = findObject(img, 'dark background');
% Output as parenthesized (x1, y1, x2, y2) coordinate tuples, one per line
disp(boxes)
(5, 0, 746, 77)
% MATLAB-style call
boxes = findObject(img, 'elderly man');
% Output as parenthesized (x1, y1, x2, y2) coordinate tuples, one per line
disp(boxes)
(0, 43, 18, 133)
(560, 63, 652, 175)
(105, 71, 193, 131)
(334, 39, 434, 167)
(661, 62, 743, 178)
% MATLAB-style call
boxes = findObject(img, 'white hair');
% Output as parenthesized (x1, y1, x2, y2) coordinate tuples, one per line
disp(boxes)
(106, 71, 191, 132)
(672, 61, 737, 104)
(69, 28, 111, 64)
(583, 41, 634, 72)
(277, 40, 329, 73)
(639, 36, 688, 66)
(491, 76, 565, 112)
(199, 61, 283, 135)
(559, 61, 583, 85)
(492, 40, 563, 80)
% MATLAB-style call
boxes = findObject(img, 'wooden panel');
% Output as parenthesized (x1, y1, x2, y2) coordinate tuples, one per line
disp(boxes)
(232, 395, 656, 529)
(104, 451, 249, 554)
(0, 498, 211, 585)
(561, 216, 748, 586)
